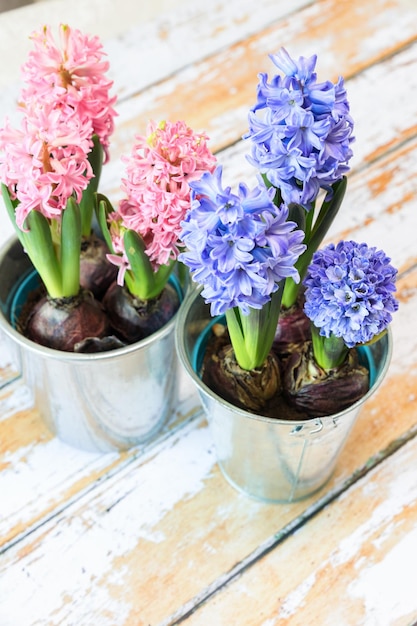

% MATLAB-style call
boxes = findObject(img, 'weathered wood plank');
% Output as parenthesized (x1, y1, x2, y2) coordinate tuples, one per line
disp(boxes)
(0, 333, 19, 389)
(0, 268, 416, 626)
(179, 437, 417, 626)
(325, 138, 417, 275)
(0, 363, 201, 550)
(0, 2, 417, 623)
(0, 0, 308, 242)
(0, 0, 313, 109)
(100, 0, 417, 186)
(105, 0, 314, 101)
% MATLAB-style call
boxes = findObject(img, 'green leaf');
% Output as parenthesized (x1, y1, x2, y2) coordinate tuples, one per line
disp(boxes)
(79, 135, 104, 237)
(296, 176, 347, 281)
(1, 183, 28, 249)
(123, 229, 175, 300)
(61, 197, 82, 296)
(2, 183, 65, 296)
(226, 288, 283, 370)
(123, 229, 156, 300)
(24, 209, 63, 297)
(258, 288, 283, 363)
(311, 324, 348, 370)
(282, 177, 347, 309)
(261, 174, 283, 208)
(225, 307, 249, 368)
(150, 258, 176, 298)
(95, 196, 175, 300)
(95, 193, 115, 253)
(287, 202, 307, 233)
(309, 176, 347, 251)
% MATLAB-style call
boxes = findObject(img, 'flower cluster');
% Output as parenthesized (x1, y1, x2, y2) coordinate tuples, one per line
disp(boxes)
(113, 120, 217, 270)
(0, 24, 116, 231)
(179, 166, 306, 316)
(244, 48, 354, 208)
(20, 24, 117, 160)
(0, 105, 94, 229)
(303, 240, 398, 348)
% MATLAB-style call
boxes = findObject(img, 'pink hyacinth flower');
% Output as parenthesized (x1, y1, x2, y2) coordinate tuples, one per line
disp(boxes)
(0, 102, 94, 229)
(116, 120, 217, 270)
(20, 24, 117, 162)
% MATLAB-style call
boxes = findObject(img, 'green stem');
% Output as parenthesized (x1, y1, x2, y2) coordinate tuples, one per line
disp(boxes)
(225, 288, 283, 370)
(281, 178, 347, 309)
(123, 229, 175, 300)
(311, 324, 348, 371)
(95, 192, 174, 300)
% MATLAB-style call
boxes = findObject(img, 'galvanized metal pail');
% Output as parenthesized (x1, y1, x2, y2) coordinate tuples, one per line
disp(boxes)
(0, 237, 181, 453)
(175, 288, 392, 503)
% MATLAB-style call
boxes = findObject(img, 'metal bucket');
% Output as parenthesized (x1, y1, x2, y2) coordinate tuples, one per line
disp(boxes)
(175, 288, 392, 503)
(0, 237, 181, 453)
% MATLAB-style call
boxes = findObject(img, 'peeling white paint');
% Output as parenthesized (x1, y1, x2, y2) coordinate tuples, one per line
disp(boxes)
(331, 444, 417, 568)
(371, 521, 398, 551)
(388, 294, 417, 375)
(0, 334, 14, 369)
(0, 308, 21, 389)
(0, 425, 216, 625)
(0, 436, 115, 529)
(348, 524, 417, 626)
(277, 572, 317, 619)
(273, 441, 417, 624)
(0, 383, 33, 423)
(354, 46, 417, 166)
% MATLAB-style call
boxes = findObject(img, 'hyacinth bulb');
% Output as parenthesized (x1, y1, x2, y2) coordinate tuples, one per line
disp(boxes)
(79, 233, 118, 298)
(273, 301, 311, 356)
(103, 281, 180, 343)
(201, 327, 281, 413)
(283, 342, 369, 417)
(25, 290, 111, 352)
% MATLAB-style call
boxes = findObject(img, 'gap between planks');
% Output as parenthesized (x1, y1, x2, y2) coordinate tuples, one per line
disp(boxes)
(163, 422, 417, 625)
(0, 407, 205, 556)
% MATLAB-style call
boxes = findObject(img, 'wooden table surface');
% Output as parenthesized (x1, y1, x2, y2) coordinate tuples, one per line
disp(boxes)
(1, 0, 417, 624)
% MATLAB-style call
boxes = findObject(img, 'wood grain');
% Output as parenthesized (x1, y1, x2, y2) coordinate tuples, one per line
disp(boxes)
(0, 268, 416, 625)
(102, 0, 417, 174)
(0, 349, 201, 550)
(180, 435, 417, 626)
(1, 0, 417, 623)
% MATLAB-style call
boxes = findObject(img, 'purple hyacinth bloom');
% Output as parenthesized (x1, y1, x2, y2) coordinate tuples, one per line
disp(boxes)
(179, 165, 306, 316)
(244, 48, 354, 209)
(303, 240, 398, 347)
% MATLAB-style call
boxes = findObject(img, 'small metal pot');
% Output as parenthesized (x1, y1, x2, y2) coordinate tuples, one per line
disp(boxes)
(175, 288, 392, 503)
(0, 237, 182, 453)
